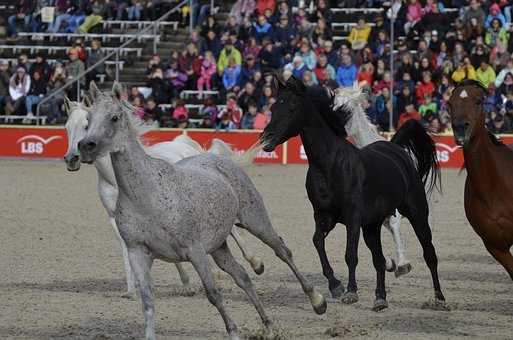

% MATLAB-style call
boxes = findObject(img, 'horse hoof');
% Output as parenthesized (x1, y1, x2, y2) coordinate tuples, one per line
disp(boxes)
(176, 285, 196, 297)
(121, 291, 137, 300)
(311, 292, 327, 315)
(250, 257, 265, 275)
(386, 258, 397, 272)
(228, 332, 240, 340)
(341, 291, 359, 304)
(421, 298, 450, 311)
(330, 284, 344, 298)
(395, 263, 412, 278)
(372, 298, 389, 312)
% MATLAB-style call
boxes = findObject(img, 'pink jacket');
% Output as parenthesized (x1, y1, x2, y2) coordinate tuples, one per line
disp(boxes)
(200, 59, 216, 79)
(173, 106, 188, 120)
(407, 3, 423, 22)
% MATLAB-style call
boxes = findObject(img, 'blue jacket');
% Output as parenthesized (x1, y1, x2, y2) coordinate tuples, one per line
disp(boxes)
(222, 65, 241, 90)
(336, 64, 357, 87)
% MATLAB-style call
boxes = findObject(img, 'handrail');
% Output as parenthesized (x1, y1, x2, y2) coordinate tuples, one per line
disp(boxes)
(36, 0, 188, 123)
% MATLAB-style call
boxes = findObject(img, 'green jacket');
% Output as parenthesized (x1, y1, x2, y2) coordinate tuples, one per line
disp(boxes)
(476, 66, 496, 88)
(217, 47, 242, 73)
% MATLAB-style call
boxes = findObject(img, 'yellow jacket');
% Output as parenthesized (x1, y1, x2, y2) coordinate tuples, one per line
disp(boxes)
(348, 25, 371, 43)
(452, 65, 477, 83)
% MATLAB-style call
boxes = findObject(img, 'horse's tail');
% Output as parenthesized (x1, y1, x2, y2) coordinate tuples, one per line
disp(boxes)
(208, 138, 262, 167)
(391, 119, 441, 196)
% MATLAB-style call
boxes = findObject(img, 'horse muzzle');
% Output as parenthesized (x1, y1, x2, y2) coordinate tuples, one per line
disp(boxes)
(64, 153, 81, 171)
(78, 138, 98, 164)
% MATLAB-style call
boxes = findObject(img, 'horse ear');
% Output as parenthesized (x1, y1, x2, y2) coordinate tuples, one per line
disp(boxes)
(286, 75, 306, 93)
(111, 81, 125, 100)
(89, 81, 101, 101)
(64, 96, 76, 115)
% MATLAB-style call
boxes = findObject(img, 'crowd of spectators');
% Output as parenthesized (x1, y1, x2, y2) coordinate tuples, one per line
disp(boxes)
(5, 0, 513, 133)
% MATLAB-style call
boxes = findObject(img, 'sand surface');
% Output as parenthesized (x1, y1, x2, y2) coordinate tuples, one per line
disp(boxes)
(0, 160, 511, 340)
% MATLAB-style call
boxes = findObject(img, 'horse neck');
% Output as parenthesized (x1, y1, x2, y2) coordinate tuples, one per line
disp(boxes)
(463, 121, 499, 188)
(300, 103, 353, 172)
(110, 132, 168, 201)
(94, 155, 117, 188)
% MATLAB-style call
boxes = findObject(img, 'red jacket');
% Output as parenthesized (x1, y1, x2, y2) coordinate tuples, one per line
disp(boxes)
(398, 110, 421, 128)
(415, 81, 435, 104)
(257, 0, 276, 15)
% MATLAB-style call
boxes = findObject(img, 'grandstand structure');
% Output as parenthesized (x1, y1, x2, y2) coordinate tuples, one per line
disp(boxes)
(0, 0, 497, 131)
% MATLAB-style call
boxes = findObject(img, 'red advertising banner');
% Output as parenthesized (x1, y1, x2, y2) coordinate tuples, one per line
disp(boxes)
(1, 125, 512, 168)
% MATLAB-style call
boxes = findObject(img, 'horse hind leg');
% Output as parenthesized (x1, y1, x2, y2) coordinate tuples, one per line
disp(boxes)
(236, 207, 327, 315)
(483, 242, 513, 281)
(362, 224, 388, 312)
(230, 228, 265, 275)
(383, 212, 413, 277)
(400, 197, 446, 304)
(211, 242, 273, 332)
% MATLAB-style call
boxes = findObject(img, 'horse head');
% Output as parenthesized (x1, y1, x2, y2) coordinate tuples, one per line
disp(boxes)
(448, 80, 487, 146)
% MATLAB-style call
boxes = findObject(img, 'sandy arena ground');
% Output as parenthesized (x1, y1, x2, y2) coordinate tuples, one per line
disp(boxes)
(0, 160, 512, 340)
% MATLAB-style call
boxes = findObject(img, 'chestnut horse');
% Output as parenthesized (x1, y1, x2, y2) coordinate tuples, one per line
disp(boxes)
(448, 80, 513, 280)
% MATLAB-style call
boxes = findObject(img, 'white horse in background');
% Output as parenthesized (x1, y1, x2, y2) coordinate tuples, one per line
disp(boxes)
(63, 96, 263, 298)
(331, 85, 426, 277)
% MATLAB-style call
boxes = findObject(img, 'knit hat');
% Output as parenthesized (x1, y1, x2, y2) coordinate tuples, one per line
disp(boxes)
(490, 3, 500, 13)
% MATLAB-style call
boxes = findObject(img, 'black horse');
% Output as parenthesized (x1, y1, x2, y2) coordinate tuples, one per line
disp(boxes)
(260, 76, 445, 311)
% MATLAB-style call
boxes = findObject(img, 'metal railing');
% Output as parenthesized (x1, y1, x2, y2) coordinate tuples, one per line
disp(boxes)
(36, 0, 189, 123)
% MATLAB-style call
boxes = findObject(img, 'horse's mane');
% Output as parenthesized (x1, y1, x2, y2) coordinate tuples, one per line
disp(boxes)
(305, 85, 351, 139)
(487, 130, 505, 146)
(332, 85, 383, 146)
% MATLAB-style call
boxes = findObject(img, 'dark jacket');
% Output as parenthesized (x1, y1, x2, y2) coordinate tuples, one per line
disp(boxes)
(28, 77, 47, 96)
(0, 70, 10, 97)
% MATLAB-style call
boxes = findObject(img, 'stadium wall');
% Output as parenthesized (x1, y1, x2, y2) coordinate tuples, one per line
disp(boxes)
(0, 125, 485, 168)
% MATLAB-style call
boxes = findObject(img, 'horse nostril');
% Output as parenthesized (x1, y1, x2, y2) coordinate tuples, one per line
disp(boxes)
(71, 155, 79, 163)
(78, 140, 97, 152)
(87, 141, 96, 150)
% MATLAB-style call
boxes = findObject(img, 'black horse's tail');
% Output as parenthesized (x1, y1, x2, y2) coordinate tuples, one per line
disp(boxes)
(391, 119, 441, 196)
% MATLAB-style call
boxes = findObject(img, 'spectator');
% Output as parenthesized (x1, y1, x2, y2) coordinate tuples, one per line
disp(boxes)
(172, 99, 189, 121)
(86, 40, 106, 87)
(217, 42, 242, 74)
(336, 55, 358, 87)
(216, 112, 237, 130)
(8, 67, 31, 117)
(256, 0, 275, 16)
(311, 18, 332, 48)
(0, 61, 11, 114)
(485, 3, 506, 29)
(166, 59, 188, 98)
(463, 0, 485, 33)
(286, 56, 308, 80)
(238, 82, 258, 113)
(65, 48, 85, 101)
(218, 96, 242, 128)
(179, 43, 201, 90)
(348, 17, 371, 50)
(490, 113, 508, 133)
(241, 101, 258, 129)
(201, 30, 222, 58)
(452, 57, 477, 83)
(147, 68, 169, 104)
(230, 0, 256, 25)
(144, 97, 166, 125)
(29, 53, 51, 82)
(44, 64, 66, 124)
(477, 61, 496, 89)
(253, 104, 271, 129)
(200, 97, 219, 122)
(485, 18, 509, 50)
(25, 71, 47, 121)
(127, 0, 143, 21)
(7, 0, 36, 39)
(418, 94, 437, 118)
(78, 0, 106, 33)
(312, 0, 332, 25)
(252, 15, 273, 43)
(48, 3, 85, 33)
(314, 54, 336, 85)
(295, 43, 317, 71)
(405, 0, 424, 34)
(197, 51, 217, 93)
(259, 41, 281, 72)
(222, 57, 242, 92)
(398, 102, 421, 128)
(416, 71, 435, 104)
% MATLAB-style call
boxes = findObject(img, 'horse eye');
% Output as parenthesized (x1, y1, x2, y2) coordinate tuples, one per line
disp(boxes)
(111, 116, 119, 123)
(84, 124, 88, 130)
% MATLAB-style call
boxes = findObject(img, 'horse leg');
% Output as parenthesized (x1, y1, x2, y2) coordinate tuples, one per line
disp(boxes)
(483, 242, 513, 281)
(384, 212, 412, 277)
(312, 212, 343, 298)
(127, 247, 155, 340)
(362, 224, 388, 311)
(236, 222, 327, 315)
(341, 223, 361, 304)
(109, 217, 136, 298)
(211, 242, 273, 332)
(173, 263, 192, 291)
(230, 228, 265, 275)
(188, 246, 240, 340)
(400, 197, 445, 303)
